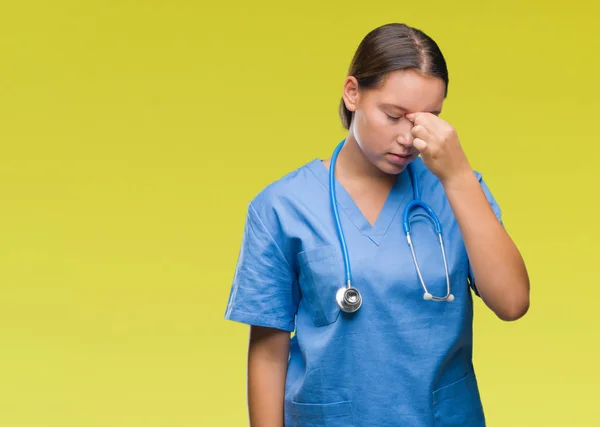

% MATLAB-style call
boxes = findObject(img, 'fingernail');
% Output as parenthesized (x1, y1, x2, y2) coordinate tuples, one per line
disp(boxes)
(405, 113, 414, 119)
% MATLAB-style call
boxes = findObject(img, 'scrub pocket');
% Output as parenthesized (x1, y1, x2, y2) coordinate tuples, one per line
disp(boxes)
(297, 245, 343, 327)
(432, 371, 486, 427)
(287, 400, 355, 427)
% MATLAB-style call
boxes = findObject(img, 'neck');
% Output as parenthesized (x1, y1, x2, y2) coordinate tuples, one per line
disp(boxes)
(334, 134, 396, 186)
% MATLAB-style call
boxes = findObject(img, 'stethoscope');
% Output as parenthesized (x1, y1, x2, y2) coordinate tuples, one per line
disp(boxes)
(329, 140, 454, 314)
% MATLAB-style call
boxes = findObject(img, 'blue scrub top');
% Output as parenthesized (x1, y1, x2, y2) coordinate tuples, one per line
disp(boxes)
(224, 155, 502, 427)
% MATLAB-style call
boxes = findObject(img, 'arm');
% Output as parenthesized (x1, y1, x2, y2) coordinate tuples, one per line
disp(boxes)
(405, 111, 530, 321)
(223, 202, 300, 423)
(443, 171, 530, 321)
(247, 326, 291, 427)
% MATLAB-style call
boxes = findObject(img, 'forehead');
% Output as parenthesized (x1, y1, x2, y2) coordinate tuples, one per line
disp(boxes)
(366, 69, 446, 112)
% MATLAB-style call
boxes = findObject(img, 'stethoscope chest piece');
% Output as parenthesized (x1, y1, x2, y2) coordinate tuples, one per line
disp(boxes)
(336, 286, 362, 313)
(328, 139, 455, 316)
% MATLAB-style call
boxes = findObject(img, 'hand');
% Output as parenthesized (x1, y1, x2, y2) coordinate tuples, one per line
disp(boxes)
(405, 112, 472, 185)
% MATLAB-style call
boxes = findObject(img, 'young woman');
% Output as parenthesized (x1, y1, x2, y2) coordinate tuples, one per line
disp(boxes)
(224, 22, 530, 427)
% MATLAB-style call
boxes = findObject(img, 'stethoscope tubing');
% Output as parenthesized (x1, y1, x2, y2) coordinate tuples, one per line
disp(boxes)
(329, 139, 454, 311)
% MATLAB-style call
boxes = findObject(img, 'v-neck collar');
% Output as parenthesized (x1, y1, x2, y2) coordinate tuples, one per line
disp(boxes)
(306, 158, 412, 246)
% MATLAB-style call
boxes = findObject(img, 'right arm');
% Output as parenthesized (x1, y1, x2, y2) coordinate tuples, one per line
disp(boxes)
(223, 201, 299, 424)
(247, 326, 291, 427)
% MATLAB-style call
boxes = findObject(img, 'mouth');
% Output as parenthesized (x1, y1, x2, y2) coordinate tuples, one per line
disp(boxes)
(386, 152, 413, 164)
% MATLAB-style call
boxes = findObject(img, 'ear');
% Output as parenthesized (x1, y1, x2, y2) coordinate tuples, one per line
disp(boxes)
(342, 76, 360, 112)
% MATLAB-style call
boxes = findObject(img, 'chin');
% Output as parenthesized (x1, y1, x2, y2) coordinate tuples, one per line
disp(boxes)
(377, 161, 408, 175)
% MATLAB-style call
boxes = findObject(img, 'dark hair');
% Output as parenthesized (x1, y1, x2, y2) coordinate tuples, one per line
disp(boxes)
(339, 23, 449, 130)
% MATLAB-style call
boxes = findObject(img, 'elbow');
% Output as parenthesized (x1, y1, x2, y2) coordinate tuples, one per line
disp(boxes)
(496, 291, 530, 322)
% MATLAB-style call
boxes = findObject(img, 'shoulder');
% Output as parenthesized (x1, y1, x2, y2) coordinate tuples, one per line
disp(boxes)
(247, 158, 323, 227)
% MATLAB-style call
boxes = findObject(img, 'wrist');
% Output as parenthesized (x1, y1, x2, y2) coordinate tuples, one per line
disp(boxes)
(440, 167, 476, 191)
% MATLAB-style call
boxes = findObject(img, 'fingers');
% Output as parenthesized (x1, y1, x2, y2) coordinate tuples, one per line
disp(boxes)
(412, 138, 428, 152)
(410, 123, 431, 141)
(406, 112, 453, 136)
(405, 112, 432, 124)
(404, 112, 418, 122)
(407, 114, 432, 152)
(405, 112, 438, 153)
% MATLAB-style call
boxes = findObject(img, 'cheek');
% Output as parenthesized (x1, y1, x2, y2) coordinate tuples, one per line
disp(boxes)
(362, 109, 383, 130)
(353, 110, 396, 154)
(355, 110, 384, 139)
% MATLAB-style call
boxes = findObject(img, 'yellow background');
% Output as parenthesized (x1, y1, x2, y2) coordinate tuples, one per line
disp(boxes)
(0, 1, 598, 426)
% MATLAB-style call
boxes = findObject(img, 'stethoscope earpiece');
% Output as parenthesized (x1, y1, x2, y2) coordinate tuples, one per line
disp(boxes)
(424, 292, 454, 302)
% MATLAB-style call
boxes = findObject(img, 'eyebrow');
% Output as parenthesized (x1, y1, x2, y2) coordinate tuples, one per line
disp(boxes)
(381, 103, 442, 116)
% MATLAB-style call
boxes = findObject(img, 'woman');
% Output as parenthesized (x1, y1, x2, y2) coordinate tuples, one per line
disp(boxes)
(224, 22, 530, 427)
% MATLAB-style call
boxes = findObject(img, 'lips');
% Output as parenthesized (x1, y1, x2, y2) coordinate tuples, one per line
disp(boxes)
(386, 152, 413, 165)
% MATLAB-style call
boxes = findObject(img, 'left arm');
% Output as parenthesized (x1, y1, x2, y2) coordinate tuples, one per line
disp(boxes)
(406, 112, 530, 321)
(442, 170, 530, 320)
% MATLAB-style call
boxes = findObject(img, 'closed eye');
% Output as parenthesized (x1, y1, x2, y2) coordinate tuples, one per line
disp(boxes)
(386, 114, 401, 122)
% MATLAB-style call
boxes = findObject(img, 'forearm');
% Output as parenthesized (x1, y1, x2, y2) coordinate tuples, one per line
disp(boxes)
(247, 327, 290, 427)
(442, 171, 530, 321)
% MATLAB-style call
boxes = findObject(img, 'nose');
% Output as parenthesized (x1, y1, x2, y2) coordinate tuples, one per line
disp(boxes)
(396, 120, 414, 147)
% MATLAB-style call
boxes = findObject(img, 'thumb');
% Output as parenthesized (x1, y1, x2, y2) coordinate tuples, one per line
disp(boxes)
(412, 137, 428, 152)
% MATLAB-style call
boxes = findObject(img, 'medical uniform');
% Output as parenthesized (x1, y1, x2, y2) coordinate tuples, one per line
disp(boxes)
(224, 153, 502, 427)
